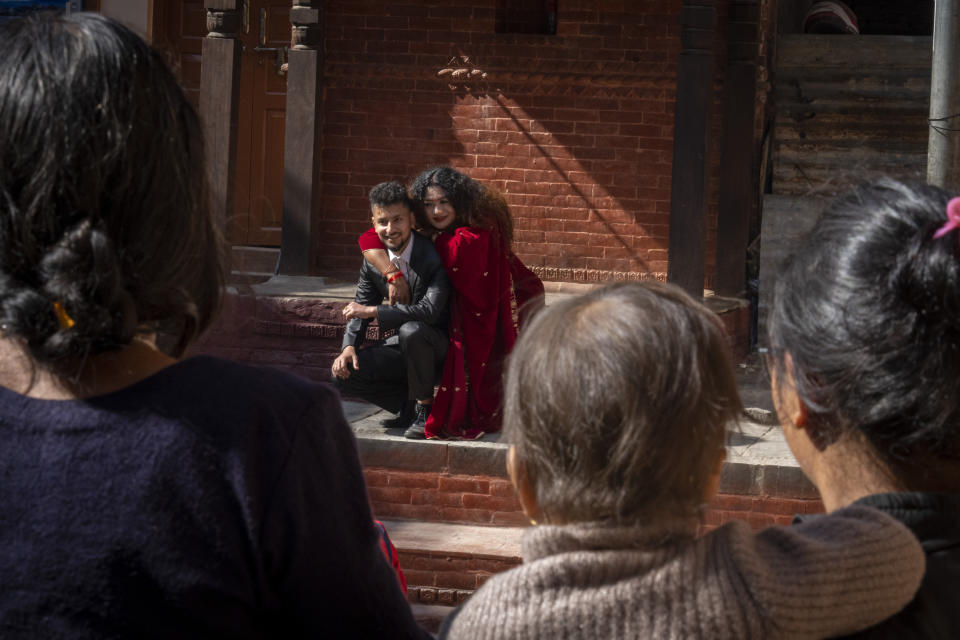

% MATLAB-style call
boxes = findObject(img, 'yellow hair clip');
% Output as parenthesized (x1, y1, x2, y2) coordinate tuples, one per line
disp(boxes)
(53, 301, 75, 329)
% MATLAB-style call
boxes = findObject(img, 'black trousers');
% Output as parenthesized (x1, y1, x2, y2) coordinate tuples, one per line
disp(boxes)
(332, 321, 448, 414)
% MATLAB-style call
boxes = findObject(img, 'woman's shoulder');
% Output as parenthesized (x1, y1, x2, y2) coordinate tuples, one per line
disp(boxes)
(122, 356, 343, 443)
(436, 225, 494, 243)
(713, 505, 925, 636)
(168, 355, 330, 400)
(434, 226, 501, 260)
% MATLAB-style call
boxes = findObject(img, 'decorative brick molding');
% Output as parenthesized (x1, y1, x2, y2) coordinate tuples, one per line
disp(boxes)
(532, 266, 666, 284)
(404, 553, 521, 605)
(408, 587, 472, 607)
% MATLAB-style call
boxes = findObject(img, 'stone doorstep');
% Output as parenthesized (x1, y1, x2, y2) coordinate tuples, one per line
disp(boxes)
(410, 604, 454, 635)
(380, 519, 524, 611)
(381, 519, 524, 562)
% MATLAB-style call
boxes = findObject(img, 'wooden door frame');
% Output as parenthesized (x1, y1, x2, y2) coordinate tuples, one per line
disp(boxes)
(147, 0, 163, 44)
(86, 1, 161, 44)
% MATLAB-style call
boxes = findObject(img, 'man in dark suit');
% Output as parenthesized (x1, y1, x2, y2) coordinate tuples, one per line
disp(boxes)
(331, 181, 451, 439)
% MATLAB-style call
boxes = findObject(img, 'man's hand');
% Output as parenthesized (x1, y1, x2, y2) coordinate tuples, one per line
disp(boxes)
(388, 277, 410, 305)
(331, 346, 359, 379)
(342, 302, 377, 320)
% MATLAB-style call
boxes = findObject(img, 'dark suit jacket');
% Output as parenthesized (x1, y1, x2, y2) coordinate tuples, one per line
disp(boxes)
(341, 232, 451, 351)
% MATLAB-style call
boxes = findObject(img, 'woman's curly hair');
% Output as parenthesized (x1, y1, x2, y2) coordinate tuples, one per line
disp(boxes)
(409, 166, 514, 245)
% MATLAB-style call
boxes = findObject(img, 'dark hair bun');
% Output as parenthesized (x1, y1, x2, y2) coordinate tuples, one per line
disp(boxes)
(769, 180, 960, 469)
(0, 13, 223, 371)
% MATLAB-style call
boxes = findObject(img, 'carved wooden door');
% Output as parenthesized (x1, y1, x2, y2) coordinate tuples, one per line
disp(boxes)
(235, 0, 288, 246)
(158, 0, 287, 247)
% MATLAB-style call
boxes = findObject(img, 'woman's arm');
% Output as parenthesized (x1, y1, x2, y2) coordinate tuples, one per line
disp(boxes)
(508, 252, 545, 330)
(262, 386, 431, 638)
(358, 228, 410, 305)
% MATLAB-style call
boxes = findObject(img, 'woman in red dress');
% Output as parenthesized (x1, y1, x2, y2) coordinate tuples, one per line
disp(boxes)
(358, 167, 544, 440)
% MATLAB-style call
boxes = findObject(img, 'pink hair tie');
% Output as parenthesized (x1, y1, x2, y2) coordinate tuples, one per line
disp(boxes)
(933, 197, 960, 241)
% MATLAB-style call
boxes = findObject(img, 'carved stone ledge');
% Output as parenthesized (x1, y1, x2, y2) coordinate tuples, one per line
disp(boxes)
(206, 9, 241, 38)
(290, 1, 321, 50)
(291, 25, 322, 49)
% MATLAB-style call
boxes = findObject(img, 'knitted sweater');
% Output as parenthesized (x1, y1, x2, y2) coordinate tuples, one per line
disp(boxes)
(0, 356, 429, 639)
(440, 506, 924, 639)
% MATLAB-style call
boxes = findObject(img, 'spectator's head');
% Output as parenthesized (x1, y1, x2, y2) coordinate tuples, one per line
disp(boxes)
(768, 179, 960, 501)
(0, 13, 223, 371)
(369, 181, 415, 252)
(503, 282, 742, 528)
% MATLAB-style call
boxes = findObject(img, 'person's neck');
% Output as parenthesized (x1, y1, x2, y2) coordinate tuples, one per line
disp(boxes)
(0, 336, 175, 400)
(807, 432, 960, 510)
(391, 233, 413, 256)
(806, 434, 903, 511)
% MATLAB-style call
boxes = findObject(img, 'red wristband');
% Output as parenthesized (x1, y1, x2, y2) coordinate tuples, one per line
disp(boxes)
(386, 271, 405, 284)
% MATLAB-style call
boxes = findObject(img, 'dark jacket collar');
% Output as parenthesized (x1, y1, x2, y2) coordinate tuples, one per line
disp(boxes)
(853, 492, 960, 552)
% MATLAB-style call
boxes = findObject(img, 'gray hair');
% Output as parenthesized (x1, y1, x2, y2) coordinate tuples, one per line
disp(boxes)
(504, 281, 742, 525)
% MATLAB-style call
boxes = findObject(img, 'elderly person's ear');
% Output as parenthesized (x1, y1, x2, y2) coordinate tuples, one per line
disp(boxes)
(507, 446, 539, 525)
(704, 448, 726, 503)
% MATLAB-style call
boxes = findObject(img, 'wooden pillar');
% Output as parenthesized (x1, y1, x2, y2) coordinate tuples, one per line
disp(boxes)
(200, 1, 243, 239)
(278, 0, 324, 276)
(928, 0, 960, 190)
(667, 0, 717, 296)
(715, 0, 759, 297)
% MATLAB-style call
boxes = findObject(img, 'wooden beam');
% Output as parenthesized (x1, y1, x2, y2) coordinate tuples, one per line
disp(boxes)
(278, 0, 324, 275)
(199, 1, 242, 240)
(667, 1, 717, 296)
(715, 0, 759, 297)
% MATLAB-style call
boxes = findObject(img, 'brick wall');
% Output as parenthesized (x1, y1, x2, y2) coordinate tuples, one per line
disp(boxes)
(365, 466, 822, 532)
(318, 0, 738, 289)
(365, 468, 528, 526)
(699, 492, 824, 534)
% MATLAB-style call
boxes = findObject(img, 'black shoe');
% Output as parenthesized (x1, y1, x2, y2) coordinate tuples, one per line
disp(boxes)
(403, 403, 430, 439)
(381, 403, 412, 430)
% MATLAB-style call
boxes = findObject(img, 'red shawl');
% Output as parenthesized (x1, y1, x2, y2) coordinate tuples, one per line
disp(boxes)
(358, 227, 544, 438)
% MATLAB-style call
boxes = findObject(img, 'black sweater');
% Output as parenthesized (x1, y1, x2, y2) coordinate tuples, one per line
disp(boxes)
(837, 492, 960, 640)
(0, 356, 428, 639)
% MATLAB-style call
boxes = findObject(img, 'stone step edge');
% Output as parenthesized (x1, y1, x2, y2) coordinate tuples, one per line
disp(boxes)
(411, 604, 456, 633)
(380, 519, 524, 562)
